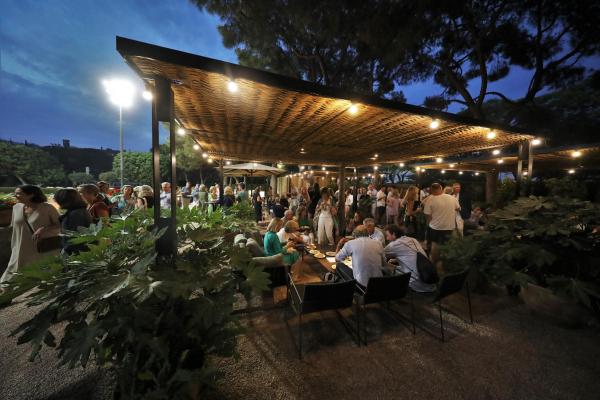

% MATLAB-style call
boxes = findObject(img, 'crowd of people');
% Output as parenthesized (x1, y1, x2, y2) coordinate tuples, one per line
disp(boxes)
(2, 177, 485, 297)
(250, 180, 486, 295)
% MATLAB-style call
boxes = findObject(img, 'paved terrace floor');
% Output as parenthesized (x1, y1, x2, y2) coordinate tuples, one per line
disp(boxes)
(1, 278, 599, 400)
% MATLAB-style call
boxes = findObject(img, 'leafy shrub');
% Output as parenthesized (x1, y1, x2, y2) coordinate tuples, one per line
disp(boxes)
(441, 196, 600, 311)
(543, 177, 587, 199)
(6, 203, 268, 399)
(493, 178, 517, 208)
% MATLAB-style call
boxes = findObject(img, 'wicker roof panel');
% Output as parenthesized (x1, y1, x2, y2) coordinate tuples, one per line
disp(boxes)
(118, 38, 534, 166)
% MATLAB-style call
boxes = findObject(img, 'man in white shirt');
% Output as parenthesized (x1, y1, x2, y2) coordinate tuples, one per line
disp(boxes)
(376, 187, 387, 225)
(335, 225, 385, 287)
(384, 225, 436, 293)
(423, 182, 460, 264)
(363, 218, 386, 247)
(160, 182, 171, 209)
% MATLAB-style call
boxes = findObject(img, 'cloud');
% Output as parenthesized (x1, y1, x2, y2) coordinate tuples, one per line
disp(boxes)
(0, 0, 236, 151)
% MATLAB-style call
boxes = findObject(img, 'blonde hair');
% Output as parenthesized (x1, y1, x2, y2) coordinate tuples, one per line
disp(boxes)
(209, 186, 216, 195)
(224, 186, 234, 195)
(403, 186, 418, 203)
(267, 217, 282, 233)
(443, 186, 454, 195)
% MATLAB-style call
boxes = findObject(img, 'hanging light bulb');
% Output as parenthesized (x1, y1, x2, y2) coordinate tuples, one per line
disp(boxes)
(202, 152, 208, 158)
(348, 103, 358, 114)
(532, 138, 542, 146)
(207, 158, 213, 163)
(192, 144, 200, 150)
(399, 162, 405, 167)
(436, 157, 443, 163)
(142, 90, 153, 101)
(474, 172, 480, 176)
(177, 128, 185, 136)
(227, 80, 238, 92)
(441, 170, 446, 174)
(492, 149, 501, 155)
(429, 119, 440, 129)
(226, 160, 231, 165)
(572, 150, 582, 158)
(374, 166, 378, 171)
(459, 171, 463, 175)
(568, 169, 575, 174)
(497, 159, 504, 164)
(449, 163, 455, 168)
(486, 129, 497, 139)
(322, 166, 326, 171)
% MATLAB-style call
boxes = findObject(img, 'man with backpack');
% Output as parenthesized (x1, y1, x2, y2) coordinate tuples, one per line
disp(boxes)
(384, 224, 436, 293)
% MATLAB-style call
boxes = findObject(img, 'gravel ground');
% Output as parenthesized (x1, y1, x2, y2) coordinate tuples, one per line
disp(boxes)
(1, 289, 599, 400)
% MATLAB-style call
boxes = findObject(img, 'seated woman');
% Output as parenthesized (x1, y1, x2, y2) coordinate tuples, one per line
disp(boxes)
(263, 217, 299, 266)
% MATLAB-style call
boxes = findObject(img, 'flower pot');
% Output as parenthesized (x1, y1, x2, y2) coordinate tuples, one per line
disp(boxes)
(520, 283, 590, 327)
(0, 208, 12, 227)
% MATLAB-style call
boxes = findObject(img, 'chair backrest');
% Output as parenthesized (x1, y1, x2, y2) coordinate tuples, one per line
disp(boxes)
(363, 273, 411, 305)
(435, 269, 469, 301)
(301, 279, 356, 314)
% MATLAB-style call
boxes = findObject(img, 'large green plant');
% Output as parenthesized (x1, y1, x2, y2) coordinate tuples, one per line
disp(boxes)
(441, 196, 600, 310)
(6, 203, 268, 399)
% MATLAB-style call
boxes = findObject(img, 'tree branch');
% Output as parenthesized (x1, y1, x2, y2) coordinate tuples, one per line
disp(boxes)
(485, 91, 518, 105)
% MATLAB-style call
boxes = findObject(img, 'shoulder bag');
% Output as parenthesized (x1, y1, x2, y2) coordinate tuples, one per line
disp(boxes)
(23, 207, 61, 253)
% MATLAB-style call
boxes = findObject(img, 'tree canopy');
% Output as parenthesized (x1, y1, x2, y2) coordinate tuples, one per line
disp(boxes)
(0, 141, 65, 185)
(195, 0, 599, 119)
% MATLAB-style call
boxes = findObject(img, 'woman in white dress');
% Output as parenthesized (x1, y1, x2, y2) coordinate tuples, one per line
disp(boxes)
(316, 188, 336, 247)
(1, 185, 60, 286)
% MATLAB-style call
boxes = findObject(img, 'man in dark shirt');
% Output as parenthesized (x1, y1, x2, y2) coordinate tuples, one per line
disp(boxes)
(453, 183, 471, 220)
(272, 198, 285, 218)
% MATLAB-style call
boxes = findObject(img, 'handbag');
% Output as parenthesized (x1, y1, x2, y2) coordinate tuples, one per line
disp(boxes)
(23, 207, 61, 253)
(407, 238, 439, 284)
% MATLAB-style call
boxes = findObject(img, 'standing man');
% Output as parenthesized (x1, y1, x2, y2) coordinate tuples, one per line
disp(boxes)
(368, 183, 378, 219)
(423, 183, 460, 265)
(236, 183, 248, 203)
(160, 182, 171, 209)
(376, 186, 387, 226)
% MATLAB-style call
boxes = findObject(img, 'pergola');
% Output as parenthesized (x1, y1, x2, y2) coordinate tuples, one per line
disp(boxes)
(116, 36, 537, 251)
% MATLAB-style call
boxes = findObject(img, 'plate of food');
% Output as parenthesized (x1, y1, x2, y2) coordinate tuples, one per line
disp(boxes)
(345, 236, 354, 240)
(325, 251, 336, 257)
(309, 249, 318, 254)
(314, 253, 326, 259)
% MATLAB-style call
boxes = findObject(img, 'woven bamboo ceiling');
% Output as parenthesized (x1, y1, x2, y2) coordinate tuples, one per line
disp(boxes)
(117, 37, 534, 167)
(413, 145, 600, 172)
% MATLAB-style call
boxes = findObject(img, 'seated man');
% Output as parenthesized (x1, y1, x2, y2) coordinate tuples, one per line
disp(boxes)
(364, 218, 386, 247)
(335, 225, 385, 287)
(384, 224, 436, 293)
(277, 220, 304, 244)
(272, 198, 285, 218)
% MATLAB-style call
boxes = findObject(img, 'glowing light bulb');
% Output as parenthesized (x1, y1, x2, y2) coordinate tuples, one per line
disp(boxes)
(459, 171, 463, 175)
(399, 163, 405, 167)
(348, 104, 358, 114)
(572, 150, 582, 158)
(374, 166, 379, 170)
(226, 160, 231, 165)
(227, 80, 238, 92)
(202, 152, 208, 158)
(568, 169, 575, 174)
(142, 90, 153, 101)
(441, 170, 446, 174)
(492, 149, 501, 155)
(429, 119, 440, 129)
(177, 128, 185, 136)
(497, 159, 504, 164)
(192, 144, 200, 150)
(449, 163, 455, 168)
(208, 158, 213, 163)
(436, 157, 443, 163)
(486, 130, 497, 139)
(532, 138, 541, 146)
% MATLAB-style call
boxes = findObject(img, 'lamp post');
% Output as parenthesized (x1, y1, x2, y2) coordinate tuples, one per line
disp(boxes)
(103, 79, 135, 189)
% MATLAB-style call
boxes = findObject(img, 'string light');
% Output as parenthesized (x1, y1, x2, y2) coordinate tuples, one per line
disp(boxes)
(441, 170, 446, 174)
(142, 90, 153, 101)
(399, 162, 405, 167)
(523, 171, 528, 176)
(497, 159, 504, 164)
(429, 119, 440, 129)
(348, 103, 358, 114)
(177, 128, 185, 136)
(532, 138, 541, 146)
(374, 153, 379, 158)
(202, 152, 208, 158)
(492, 149, 501, 155)
(568, 169, 575, 174)
(192, 144, 200, 150)
(374, 166, 379, 170)
(322, 166, 326, 171)
(459, 171, 463, 175)
(449, 163, 455, 168)
(436, 157, 443, 163)
(486, 130, 497, 139)
(207, 158, 213, 163)
(474, 172, 480, 176)
(415, 167, 421, 172)
(572, 150, 582, 158)
(226, 160, 231, 165)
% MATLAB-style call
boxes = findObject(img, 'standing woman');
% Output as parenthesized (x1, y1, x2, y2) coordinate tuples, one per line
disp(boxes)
(401, 186, 420, 237)
(53, 188, 92, 254)
(79, 184, 110, 223)
(308, 182, 321, 220)
(133, 185, 154, 210)
(386, 188, 400, 225)
(2, 185, 60, 286)
(208, 185, 218, 213)
(252, 186, 263, 222)
(316, 188, 335, 247)
(222, 186, 235, 210)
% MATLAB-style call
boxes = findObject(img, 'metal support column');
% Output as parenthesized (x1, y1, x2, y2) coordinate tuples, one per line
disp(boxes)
(527, 140, 534, 195)
(168, 95, 177, 256)
(219, 159, 225, 202)
(516, 141, 525, 197)
(151, 94, 161, 226)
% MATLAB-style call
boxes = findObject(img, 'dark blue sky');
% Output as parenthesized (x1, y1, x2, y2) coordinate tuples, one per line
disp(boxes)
(0, 1, 597, 151)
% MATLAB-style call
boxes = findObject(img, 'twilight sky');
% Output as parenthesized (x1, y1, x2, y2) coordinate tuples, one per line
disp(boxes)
(0, 1, 597, 151)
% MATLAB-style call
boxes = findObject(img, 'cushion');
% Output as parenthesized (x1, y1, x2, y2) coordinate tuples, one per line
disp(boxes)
(252, 254, 284, 268)
(246, 238, 265, 257)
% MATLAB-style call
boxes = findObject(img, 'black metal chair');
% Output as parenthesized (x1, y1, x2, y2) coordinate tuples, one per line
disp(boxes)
(432, 268, 473, 342)
(286, 274, 357, 359)
(354, 272, 414, 345)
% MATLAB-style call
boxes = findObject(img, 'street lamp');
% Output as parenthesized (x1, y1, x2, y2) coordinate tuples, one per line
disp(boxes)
(103, 79, 135, 189)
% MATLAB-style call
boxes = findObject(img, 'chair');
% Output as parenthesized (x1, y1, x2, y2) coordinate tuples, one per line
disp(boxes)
(354, 272, 413, 345)
(432, 268, 473, 342)
(286, 274, 357, 359)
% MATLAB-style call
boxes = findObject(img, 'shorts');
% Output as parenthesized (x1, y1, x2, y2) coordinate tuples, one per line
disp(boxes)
(427, 227, 453, 244)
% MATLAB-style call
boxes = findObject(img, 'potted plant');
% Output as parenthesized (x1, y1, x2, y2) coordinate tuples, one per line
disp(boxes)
(0, 194, 16, 226)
